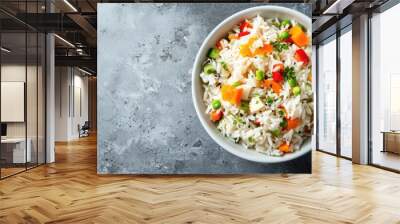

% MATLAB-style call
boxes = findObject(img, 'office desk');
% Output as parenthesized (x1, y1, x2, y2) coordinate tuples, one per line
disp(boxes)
(1, 138, 31, 163)
(381, 131, 400, 154)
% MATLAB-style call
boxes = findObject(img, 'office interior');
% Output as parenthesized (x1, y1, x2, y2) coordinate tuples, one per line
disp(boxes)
(0, 0, 399, 176)
(0, 1, 400, 222)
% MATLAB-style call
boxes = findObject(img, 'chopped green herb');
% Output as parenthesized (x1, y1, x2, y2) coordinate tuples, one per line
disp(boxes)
(240, 101, 250, 112)
(232, 81, 242, 87)
(278, 110, 285, 116)
(220, 61, 228, 71)
(248, 136, 255, 143)
(280, 119, 288, 128)
(280, 19, 291, 28)
(272, 41, 289, 52)
(234, 115, 245, 125)
(266, 96, 274, 105)
(283, 66, 295, 81)
(271, 129, 281, 137)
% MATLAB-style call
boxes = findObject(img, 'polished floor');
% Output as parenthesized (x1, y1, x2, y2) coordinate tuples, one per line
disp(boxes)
(0, 135, 400, 223)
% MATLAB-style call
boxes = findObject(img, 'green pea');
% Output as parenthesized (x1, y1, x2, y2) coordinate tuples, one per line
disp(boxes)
(255, 70, 265, 81)
(281, 19, 291, 28)
(208, 48, 219, 59)
(203, 63, 216, 74)
(212, 99, 221, 109)
(279, 31, 289, 40)
(292, 86, 301, 96)
(288, 78, 297, 87)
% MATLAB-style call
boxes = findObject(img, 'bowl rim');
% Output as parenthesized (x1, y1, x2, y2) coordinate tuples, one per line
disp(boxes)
(191, 5, 312, 163)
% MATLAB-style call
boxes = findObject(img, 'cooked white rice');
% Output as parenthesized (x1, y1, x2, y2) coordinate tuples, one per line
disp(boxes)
(200, 15, 313, 156)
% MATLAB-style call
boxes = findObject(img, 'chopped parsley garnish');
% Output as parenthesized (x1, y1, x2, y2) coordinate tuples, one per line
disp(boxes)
(279, 119, 288, 128)
(266, 96, 274, 105)
(220, 61, 228, 71)
(283, 66, 296, 81)
(272, 41, 289, 52)
(240, 101, 250, 112)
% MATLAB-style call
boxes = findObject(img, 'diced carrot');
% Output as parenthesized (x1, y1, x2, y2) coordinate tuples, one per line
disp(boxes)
(221, 85, 235, 101)
(290, 25, 308, 47)
(287, 118, 301, 130)
(221, 84, 242, 106)
(278, 143, 292, 153)
(264, 79, 282, 94)
(292, 32, 308, 47)
(230, 88, 243, 106)
(210, 110, 223, 122)
(254, 43, 273, 55)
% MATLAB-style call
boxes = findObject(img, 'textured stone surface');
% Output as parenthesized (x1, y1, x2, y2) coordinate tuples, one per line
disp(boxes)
(98, 3, 312, 174)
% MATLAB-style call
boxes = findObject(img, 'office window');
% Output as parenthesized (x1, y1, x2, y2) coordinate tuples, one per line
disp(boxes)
(339, 28, 352, 158)
(317, 36, 337, 154)
(371, 3, 400, 171)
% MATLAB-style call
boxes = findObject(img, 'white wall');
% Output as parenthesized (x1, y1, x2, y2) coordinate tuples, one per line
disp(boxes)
(55, 67, 89, 141)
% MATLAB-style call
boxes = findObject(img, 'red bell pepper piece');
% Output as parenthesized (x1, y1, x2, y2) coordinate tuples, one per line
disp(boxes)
(238, 31, 250, 37)
(239, 21, 251, 32)
(294, 49, 309, 65)
(272, 71, 284, 82)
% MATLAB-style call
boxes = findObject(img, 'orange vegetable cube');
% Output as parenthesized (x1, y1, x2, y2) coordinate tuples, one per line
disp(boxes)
(287, 118, 301, 130)
(290, 25, 308, 47)
(221, 84, 243, 106)
(210, 110, 223, 122)
(230, 88, 243, 106)
(278, 143, 292, 153)
(254, 43, 273, 55)
(264, 79, 282, 94)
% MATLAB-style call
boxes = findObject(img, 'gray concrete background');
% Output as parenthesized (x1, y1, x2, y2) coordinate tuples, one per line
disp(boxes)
(98, 3, 312, 174)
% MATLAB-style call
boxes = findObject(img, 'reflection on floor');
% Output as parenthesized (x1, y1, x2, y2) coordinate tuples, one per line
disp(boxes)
(0, 167, 25, 178)
(0, 162, 42, 179)
(372, 150, 400, 171)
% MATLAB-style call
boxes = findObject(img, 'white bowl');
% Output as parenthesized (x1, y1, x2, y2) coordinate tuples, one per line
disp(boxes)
(192, 6, 312, 163)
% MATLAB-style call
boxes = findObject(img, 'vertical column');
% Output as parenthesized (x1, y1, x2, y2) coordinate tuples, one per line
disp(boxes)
(46, 1, 55, 163)
(352, 14, 369, 164)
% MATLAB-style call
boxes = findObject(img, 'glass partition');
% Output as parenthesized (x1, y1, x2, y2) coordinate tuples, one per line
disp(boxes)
(1, 31, 28, 177)
(0, 2, 46, 179)
(370, 3, 400, 171)
(317, 36, 337, 154)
